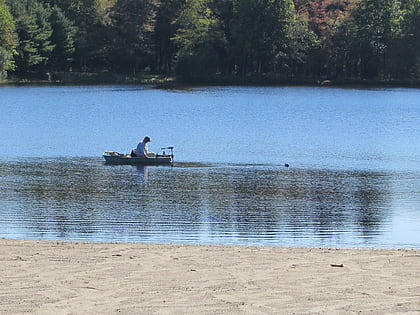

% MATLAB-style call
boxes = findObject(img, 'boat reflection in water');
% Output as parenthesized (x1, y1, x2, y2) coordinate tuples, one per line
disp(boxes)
(133, 165, 149, 185)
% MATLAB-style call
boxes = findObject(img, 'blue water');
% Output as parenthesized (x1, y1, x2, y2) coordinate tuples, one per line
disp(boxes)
(0, 85, 419, 248)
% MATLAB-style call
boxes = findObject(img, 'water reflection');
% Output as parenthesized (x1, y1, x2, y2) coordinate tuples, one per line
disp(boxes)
(132, 165, 149, 185)
(0, 158, 418, 248)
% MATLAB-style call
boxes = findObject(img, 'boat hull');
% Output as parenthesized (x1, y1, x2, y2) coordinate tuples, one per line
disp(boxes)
(103, 152, 173, 165)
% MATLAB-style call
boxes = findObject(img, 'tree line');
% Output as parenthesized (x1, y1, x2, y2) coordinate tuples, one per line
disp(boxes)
(1, 0, 419, 84)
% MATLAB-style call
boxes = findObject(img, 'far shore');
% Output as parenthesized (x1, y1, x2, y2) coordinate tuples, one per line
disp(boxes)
(1, 238, 419, 314)
(1, 72, 420, 89)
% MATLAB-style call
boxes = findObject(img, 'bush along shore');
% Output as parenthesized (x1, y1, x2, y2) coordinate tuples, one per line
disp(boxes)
(1, 71, 419, 89)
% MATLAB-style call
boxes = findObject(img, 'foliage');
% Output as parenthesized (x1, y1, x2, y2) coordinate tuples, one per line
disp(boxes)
(110, 0, 159, 74)
(154, 0, 183, 73)
(1, 0, 419, 83)
(7, 0, 55, 74)
(48, 5, 76, 71)
(284, 15, 320, 76)
(229, 0, 295, 75)
(351, 0, 402, 79)
(171, 0, 223, 78)
(398, 0, 420, 79)
(0, 0, 16, 78)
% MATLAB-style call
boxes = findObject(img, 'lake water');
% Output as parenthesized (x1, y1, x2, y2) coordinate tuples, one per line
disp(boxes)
(0, 85, 419, 248)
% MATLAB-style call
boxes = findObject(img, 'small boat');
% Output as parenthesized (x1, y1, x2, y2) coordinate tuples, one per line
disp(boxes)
(103, 147, 174, 165)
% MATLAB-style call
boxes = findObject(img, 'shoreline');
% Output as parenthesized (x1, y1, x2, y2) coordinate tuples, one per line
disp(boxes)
(1, 238, 419, 314)
(2, 73, 420, 89)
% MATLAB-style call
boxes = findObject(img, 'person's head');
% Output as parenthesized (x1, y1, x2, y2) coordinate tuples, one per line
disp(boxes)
(143, 136, 151, 143)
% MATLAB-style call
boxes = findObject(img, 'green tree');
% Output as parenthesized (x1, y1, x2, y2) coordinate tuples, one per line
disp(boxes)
(228, 0, 295, 76)
(171, 0, 224, 78)
(0, 0, 16, 79)
(48, 6, 76, 71)
(110, 0, 159, 74)
(43, 0, 112, 72)
(283, 15, 319, 77)
(8, 0, 55, 74)
(330, 14, 359, 78)
(154, 0, 184, 73)
(398, 0, 420, 79)
(352, 0, 402, 79)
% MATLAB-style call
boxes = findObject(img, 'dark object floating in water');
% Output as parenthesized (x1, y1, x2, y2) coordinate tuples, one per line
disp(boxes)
(284, 163, 290, 168)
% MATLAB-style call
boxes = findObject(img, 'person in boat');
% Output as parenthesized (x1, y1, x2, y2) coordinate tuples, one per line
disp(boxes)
(131, 136, 156, 158)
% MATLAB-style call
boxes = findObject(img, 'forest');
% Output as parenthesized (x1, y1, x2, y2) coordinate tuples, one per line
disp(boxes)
(0, 0, 419, 84)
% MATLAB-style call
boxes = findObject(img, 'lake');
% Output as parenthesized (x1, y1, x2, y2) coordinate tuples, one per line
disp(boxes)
(0, 85, 419, 248)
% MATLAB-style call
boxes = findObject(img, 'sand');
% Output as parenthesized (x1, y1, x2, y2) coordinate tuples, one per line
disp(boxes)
(0, 238, 419, 314)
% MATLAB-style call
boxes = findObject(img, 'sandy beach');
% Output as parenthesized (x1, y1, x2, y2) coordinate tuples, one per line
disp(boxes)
(0, 238, 419, 314)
